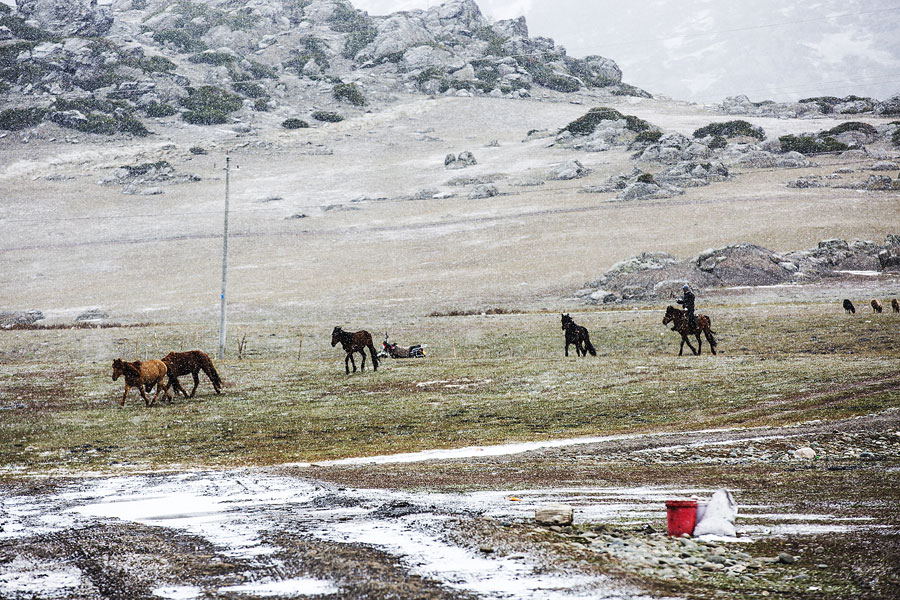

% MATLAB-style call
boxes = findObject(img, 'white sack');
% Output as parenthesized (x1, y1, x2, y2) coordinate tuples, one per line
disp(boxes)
(693, 488, 737, 537)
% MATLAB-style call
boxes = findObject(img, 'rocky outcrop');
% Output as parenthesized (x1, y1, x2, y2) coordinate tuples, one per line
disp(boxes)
(16, 0, 113, 37)
(0, 310, 44, 328)
(578, 236, 898, 302)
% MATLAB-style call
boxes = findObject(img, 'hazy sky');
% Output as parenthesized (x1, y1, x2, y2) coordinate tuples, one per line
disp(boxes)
(354, 0, 900, 103)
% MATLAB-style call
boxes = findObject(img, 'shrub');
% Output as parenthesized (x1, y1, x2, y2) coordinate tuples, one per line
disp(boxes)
(181, 86, 243, 113)
(246, 60, 278, 80)
(50, 111, 150, 137)
(778, 134, 848, 154)
(154, 29, 207, 53)
(564, 107, 625, 136)
(282, 118, 309, 129)
(892, 128, 900, 148)
(328, 4, 373, 33)
(182, 109, 228, 125)
(0, 107, 48, 130)
(0, 15, 57, 42)
(189, 146, 207, 155)
(693, 120, 764, 140)
(415, 67, 444, 86)
(332, 82, 365, 106)
(253, 99, 271, 111)
(122, 161, 171, 177)
(342, 26, 377, 59)
(708, 135, 727, 149)
(634, 130, 662, 144)
(636, 172, 656, 184)
(189, 51, 236, 66)
(286, 37, 330, 73)
(144, 102, 178, 117)
(826, 122, 878, 137)
(125, 54, 176, 73)
(233, 81, 268, 98)
(474, 26, 508, 56)
(311, 110, 343, 123)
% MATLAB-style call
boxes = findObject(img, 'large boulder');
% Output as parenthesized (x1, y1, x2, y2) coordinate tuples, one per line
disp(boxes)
(16, 0, 113, 37)
(370, 14, 434, 60)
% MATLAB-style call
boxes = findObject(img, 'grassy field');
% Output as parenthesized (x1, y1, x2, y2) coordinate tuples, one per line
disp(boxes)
(2, 301, 898, 476)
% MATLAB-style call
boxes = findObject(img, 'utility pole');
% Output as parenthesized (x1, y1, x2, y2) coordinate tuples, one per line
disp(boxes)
(217, 154, 231, 360)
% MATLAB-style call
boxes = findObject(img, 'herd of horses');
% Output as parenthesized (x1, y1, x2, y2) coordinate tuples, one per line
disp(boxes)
(114, 296, 898, 405)
(843, 298, 900, 314)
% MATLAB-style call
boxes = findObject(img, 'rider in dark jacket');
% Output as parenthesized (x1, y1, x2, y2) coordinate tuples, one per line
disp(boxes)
(677, 284, 697, 330)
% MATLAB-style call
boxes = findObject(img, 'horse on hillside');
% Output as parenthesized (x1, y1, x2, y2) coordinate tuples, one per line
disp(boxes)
(561, 313, 597, 357)
(331, 327, 379, 374)
(842, 299, 856, 314)
(112, 358, 171, 407)
(871, 299, 883, 313)
(158, 350, 222, 398)
(892, 298, 899, 313)
(662, 305, 718, 356)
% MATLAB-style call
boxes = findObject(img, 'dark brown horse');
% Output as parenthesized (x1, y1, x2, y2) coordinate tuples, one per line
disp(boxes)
(159, 350, 222, 398)
(112, 358, 171, 407)
(662, 306, 718, 356)
(561, 314, 597, 357)
(332, 326, 379, 374)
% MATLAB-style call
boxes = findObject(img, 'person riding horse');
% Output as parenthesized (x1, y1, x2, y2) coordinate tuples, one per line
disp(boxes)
(677, 284, 697, 330)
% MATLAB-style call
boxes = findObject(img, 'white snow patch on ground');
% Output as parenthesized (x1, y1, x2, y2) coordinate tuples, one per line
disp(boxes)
(0, 558, 82, 597)
(153, 585, 203, 599)
(218, 578, 339, 597)
(288, 427, 754, 467)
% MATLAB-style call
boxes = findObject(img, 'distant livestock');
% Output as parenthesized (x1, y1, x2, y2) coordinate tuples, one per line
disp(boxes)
(871, 299, 883, 313)
(892, 298, 899, 313)
(112, 358, 171, 407)
(662, 306, 718, 356)
(332, 326, 379, 374)
(561, 314, 597, 357)
(842, 299, 856, 314)
(160, 350, 222, 398)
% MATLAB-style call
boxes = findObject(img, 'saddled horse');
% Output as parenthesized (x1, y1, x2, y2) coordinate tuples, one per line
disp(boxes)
(331, 327, 379, 374)
(158, 350, 222, 398)
(112, 358, 171, 407)
(561, 313, 597, 357)
(662, 306, 717, 356)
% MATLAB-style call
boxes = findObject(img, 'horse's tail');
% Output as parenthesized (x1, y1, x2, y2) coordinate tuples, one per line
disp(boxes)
(368, 341, 379, 371)
(583, 332, 597, 356)
(202, 354, 223, 393)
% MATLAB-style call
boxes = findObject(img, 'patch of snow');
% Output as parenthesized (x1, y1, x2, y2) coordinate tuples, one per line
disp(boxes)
(153, 586, 203, 600)
(218, 578, 339, 597)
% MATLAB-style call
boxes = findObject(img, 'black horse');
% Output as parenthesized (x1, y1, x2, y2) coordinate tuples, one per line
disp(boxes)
(561, 314, 597, 357)
(842, 299, 856, 314)
(331, 326, 379, 374)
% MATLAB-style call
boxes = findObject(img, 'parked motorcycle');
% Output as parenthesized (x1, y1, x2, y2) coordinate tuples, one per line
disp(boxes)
(379, 333, 426, 359)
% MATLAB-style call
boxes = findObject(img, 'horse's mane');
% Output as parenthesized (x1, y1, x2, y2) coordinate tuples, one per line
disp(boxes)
(123, 361, 142, 376)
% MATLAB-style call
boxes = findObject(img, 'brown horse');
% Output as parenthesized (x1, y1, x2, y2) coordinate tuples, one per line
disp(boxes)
(871, 299, 883, 313)
(332, 326, 379, 374)
(892, 298, 899, 313)
(112, 358, 171, 407)
(662, 305, 718, 356)
(158, 350, 222, 398)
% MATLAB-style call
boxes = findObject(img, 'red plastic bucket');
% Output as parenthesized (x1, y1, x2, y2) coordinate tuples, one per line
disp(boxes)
(665, 499, 698, 537)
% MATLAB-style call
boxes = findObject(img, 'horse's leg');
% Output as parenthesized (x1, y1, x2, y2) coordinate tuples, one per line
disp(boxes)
(120, 384, 130, 407)
(705, 328, 718, 355)
(683, 335, 698, 356)
(190, 371, 200, 397)
(344, 353, 351, 374)
(139, 384, 152, 407)
(678, 338, 685, 356)
(696, 334, 702, 355)
(564, 341, 569, 357)
(360, 349, 367, 372)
